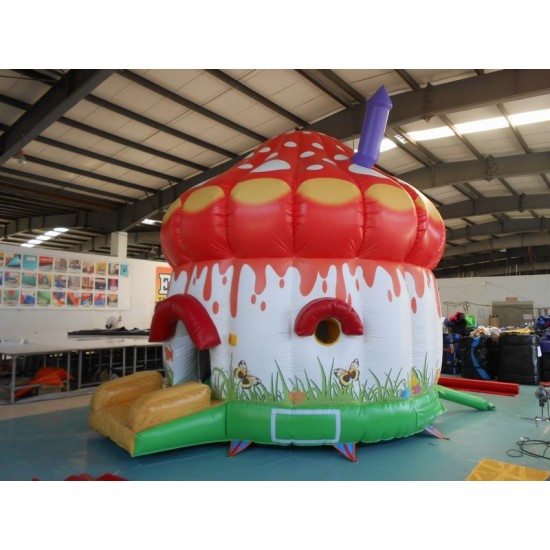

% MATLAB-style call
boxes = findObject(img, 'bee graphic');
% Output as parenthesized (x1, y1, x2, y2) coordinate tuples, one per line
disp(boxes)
(234, 360, 261, 390)
(334, 358, 360, 387)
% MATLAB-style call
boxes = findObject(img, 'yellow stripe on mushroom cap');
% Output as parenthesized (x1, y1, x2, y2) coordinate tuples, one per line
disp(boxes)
(297, 178, 360, 205)
(182, 186, 225, 213)
(230, 178, 290, 205)
(365, 183, 415, 212)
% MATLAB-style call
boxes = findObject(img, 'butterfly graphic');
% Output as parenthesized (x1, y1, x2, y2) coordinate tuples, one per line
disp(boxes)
(164, 344, 174, 362)
(234, 360, 261, 390)
(334, 358, 360, 387)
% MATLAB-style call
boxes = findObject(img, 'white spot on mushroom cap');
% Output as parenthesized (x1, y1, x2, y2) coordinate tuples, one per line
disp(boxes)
(323, 158, 336, 165)
(259, 147, 271, 153)
(284, 141, 297, 147)
(334, 154, 349, 161)
(267, 152, 278, 159)
(300, 151, 315, 158)
(312, 143, 324, 149)
(348, 164, 389, 178)
(306, 164, 324, 171)
(251, 159, 291, 172)
(238, 163, 254, 170)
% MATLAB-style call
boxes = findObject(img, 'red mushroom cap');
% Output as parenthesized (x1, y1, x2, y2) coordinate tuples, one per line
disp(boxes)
(161, 130, 446, 270)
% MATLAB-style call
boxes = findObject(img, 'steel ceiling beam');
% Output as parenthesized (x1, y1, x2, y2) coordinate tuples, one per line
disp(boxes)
(0, 93, 207, 174)
(205, 70, 308, 127)
(0, 69, 114, 166)
(0, 167, 129, 203)
(22, 154, 155, 195)
(295, 70, 355, 108)
(447, 217, 550, 240)
(11, 69, 237, 164)
(435, 259, 550, 278)
(110, 68, 550, 234)
(443, 233, 550, 257)
(438, 193, 550, 219)
(0, 122, 177, 184)
(316, 70, 365, 103)
(85, 95, 239, 160)
(401, 152, 550, 190)
(308, 69, 550, 140)
(1, 212, 119, 240)
(67, 230, 160, 253)
(118, 70, 268, 143)
(7, 70, 550, 244)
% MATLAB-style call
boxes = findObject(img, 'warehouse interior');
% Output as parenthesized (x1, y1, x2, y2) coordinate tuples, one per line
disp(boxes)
(2, 4, 549, 548)
(2, 67, 550, 278)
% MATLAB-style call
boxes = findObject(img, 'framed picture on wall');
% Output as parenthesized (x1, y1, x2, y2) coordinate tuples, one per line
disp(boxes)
(67, 292, 80, 307)
(37, 291, 51, 306)
(52, 292, 66, 306)
(81, 293, 93, 307)
(95, 261, 107, 276)
(54, 257, 67, 272)
(68, 275, 81, 290)
(3, 290, 20, 306)
(82, 261, 94, 274)
(4, 271, 20, 287)
(38, 272, 52, 288)
(5, 254, 22, 268)
(82, 276, 94, 290)
(39, 256, 53, 271)
(20, 290, 36, 306)
(68, 258, 81, 272)
(21, 271, 37, 287)
(94, 277, 106, 291)
(53, 274, 67, 289)
(23, 255, 38, 270)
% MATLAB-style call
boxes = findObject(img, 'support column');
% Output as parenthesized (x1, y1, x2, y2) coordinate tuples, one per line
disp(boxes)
(110, 231, 128, 258)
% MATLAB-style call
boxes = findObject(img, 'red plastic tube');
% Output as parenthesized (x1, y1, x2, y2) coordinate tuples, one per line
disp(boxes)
(437, 376, 519, 396)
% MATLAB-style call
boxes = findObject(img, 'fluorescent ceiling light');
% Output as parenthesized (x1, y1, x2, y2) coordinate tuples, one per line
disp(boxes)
(141, 218, 159, 225)
(28, 239, 42, 245)
(54, 227, 69, 232)
(36, 235, 52, 241)
(45, 230, 60, 237)
(21, 243, 35, 248)
(380, 138, 397, 152)
(406, 108, 550, 144)
(407, 127, 454, 141)
(455, 116, 508, 134)
(509, 108, 550, 126)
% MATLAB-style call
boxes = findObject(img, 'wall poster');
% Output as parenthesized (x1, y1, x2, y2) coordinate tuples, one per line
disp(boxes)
(0, 251, 129, 310)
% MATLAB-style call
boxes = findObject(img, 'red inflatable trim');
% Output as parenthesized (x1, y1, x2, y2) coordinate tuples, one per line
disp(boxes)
(437, 376, 519, 396)
(294, 298, 363, 336)
(149, 294, 221, 350)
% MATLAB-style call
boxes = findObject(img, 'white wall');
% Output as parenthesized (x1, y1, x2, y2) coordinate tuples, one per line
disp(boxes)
(0, 243, 169, 340)
(436, 274, 550, 325)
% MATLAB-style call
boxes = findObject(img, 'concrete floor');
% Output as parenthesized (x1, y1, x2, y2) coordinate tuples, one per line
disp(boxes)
(1, 383, 550, 481)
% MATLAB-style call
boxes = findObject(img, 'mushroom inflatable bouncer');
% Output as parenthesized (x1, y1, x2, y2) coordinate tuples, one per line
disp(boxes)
(89, 86, 494, 461)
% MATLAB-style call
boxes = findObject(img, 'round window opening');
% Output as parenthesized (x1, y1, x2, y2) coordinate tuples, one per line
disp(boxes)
(314, 318, 341, 345)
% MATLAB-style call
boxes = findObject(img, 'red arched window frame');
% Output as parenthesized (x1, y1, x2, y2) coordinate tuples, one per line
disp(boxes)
(294, 298, 364, 337)
(149, 294, 221, 350)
